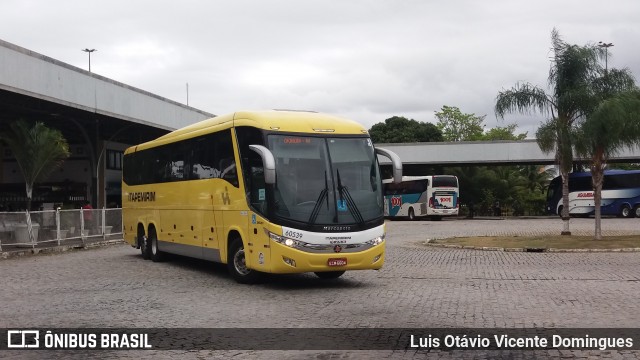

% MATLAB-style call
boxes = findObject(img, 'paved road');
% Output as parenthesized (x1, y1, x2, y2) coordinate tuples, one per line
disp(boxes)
(1, 218, 639, 359)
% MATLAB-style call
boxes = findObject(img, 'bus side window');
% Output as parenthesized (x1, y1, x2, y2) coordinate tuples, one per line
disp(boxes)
(220, 158, 238, 186)
(215, 130, 239, 187)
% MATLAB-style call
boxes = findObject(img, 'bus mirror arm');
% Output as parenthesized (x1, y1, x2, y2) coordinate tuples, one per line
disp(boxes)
(375, 147, 403, 184)
(249, 145, 276, 184)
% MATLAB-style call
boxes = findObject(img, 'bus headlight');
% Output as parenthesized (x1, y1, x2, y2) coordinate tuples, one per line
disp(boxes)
(269, 232, 304, 249)
(366, 234, 385, 246)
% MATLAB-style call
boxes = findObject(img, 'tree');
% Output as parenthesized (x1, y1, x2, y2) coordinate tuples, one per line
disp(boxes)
(0, 120, 70, 212)
(435, 105, 485, 141)
(574, 90, 640, 239)
(369, 116, 442, 143)
(482, 124, 527, 141)
(519, 165, 554, 195)
(495, 28, 613, 235)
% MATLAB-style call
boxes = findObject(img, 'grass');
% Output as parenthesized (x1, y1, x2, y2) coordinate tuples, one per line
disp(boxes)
(431, 235, 640, 249)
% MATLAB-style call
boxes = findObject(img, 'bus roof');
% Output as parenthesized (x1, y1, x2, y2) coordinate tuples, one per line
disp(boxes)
(127, 110, 368, 153)
(561, 169, 640, 178)
(549, 169, 640, 184)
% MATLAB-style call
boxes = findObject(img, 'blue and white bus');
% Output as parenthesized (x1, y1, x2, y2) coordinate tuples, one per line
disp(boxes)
(546, 170, 640, 218)
(383, 175, 459, 220)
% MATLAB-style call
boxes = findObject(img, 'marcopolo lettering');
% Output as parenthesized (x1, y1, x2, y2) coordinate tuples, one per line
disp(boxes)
(128, 192, 156, 202)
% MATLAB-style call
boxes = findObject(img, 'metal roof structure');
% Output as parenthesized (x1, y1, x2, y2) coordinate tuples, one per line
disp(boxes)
(377, 140, 640, 166)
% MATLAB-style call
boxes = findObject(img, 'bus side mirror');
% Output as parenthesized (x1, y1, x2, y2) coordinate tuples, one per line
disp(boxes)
(249, 145, 276, 185)
(375, 147, 403, 184)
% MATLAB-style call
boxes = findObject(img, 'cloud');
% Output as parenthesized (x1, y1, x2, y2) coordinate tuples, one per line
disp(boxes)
(1, 0, 639, 135)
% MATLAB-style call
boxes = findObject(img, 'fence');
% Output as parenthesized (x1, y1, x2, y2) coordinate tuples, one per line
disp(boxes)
(0, 208, 123, 251)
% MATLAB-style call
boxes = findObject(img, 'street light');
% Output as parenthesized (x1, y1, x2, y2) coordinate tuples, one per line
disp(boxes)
(597, 41, 614, 74)
(82, 48, 97, 72)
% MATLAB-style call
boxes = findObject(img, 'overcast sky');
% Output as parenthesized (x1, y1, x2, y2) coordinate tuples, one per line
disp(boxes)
(2, 1, 640, 136)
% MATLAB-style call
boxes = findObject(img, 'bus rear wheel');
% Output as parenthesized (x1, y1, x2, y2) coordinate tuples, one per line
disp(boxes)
(138, 227, 150, 260)
(228, 237, 261, 284)
(634, 205, 640, 218)
(620, 205, 632, 218)
(407, 208, 416, 221)
(148, 227, 166, 262)
(315, 271, 345, 279)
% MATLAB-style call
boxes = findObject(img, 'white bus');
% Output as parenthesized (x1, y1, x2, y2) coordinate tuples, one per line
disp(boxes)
(383, 175, 459, 220)
(546, 170, 640, 218)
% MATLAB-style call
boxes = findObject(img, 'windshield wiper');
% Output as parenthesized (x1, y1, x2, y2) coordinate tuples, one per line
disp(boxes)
(336, 169, 364, 224)
(308, 171, 329, 224)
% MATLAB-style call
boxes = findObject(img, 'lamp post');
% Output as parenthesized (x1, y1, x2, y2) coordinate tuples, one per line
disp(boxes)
(82, 48, 97, 72)
(597, 41, 613, 74)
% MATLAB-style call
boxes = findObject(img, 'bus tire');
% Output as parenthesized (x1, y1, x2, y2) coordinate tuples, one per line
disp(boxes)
(138, 226, 150, 260)
(228, 237, 261, 284)
(620, 204, 632, 218)
(315, 271, 345, 279)
(148, 227, 166, 262)
(633, 205, 640, 218)
(407, 208, 416, 221)
(557, 206, 564, 218)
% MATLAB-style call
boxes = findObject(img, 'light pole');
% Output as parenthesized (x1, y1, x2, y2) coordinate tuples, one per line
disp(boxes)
(82, 48, 97, 72)
(597, 41, 613, 74)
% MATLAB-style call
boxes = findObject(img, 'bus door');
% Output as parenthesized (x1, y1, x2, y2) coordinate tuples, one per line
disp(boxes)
(246, 211, 271, 272)
(245, 163, 271, 272)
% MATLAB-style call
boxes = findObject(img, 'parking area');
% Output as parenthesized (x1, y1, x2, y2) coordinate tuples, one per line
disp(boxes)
(1, 217, 640, 359)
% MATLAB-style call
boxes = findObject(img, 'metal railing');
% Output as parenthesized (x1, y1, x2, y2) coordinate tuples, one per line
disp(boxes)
(0, 208, 123, 251)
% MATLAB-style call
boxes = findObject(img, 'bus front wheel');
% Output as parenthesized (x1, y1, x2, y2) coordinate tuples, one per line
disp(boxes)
(315, 271, 345, 279)
(228, 237, 261, 284)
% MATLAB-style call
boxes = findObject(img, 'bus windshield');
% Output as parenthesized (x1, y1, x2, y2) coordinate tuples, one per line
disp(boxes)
(266, 135, 383, 226)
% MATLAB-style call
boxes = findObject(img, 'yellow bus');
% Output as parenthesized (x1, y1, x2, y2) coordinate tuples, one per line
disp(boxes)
(122, 110, 402, 283)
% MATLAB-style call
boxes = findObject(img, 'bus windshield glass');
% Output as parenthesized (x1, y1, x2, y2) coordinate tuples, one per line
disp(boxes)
(267, 135, 383, 226)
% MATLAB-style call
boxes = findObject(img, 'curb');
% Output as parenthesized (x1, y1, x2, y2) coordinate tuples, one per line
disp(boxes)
(0, 239, 125, 260)
(422, 242, 640, 253)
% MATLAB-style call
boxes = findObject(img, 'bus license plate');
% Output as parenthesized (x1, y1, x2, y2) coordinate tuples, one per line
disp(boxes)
(328, 258, 347, 267)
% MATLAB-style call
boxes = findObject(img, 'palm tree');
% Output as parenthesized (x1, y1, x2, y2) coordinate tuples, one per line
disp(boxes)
(495, 29, 608, 235)
(0, 121, 70, 241)
(519, 165, 554, 194)
(574, 90, 640, 239)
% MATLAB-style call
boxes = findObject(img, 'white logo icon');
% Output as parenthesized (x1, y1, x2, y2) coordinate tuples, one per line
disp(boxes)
(7, 330, 40, 348)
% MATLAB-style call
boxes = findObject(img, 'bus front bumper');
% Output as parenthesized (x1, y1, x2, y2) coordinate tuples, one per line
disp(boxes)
(268, 241, 385, 274)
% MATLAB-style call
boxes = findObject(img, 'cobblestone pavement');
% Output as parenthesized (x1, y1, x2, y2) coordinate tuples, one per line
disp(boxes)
(1, 218, 639, 359)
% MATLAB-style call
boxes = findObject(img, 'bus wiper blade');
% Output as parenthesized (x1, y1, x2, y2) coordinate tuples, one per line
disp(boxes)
(336, 169, 364, 224)
(308, 171, 329, 225)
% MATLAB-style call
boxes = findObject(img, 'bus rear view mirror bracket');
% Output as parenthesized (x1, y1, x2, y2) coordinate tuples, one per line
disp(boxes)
(249, 144, 276, 184)
(375, 147, 403, 184)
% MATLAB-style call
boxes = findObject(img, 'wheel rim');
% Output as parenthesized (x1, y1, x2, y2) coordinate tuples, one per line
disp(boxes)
(151, 235, 157, 255)
(233, 247, 250, 276)
(635, 207, 640, 218)
(622, 207, 630, 217)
